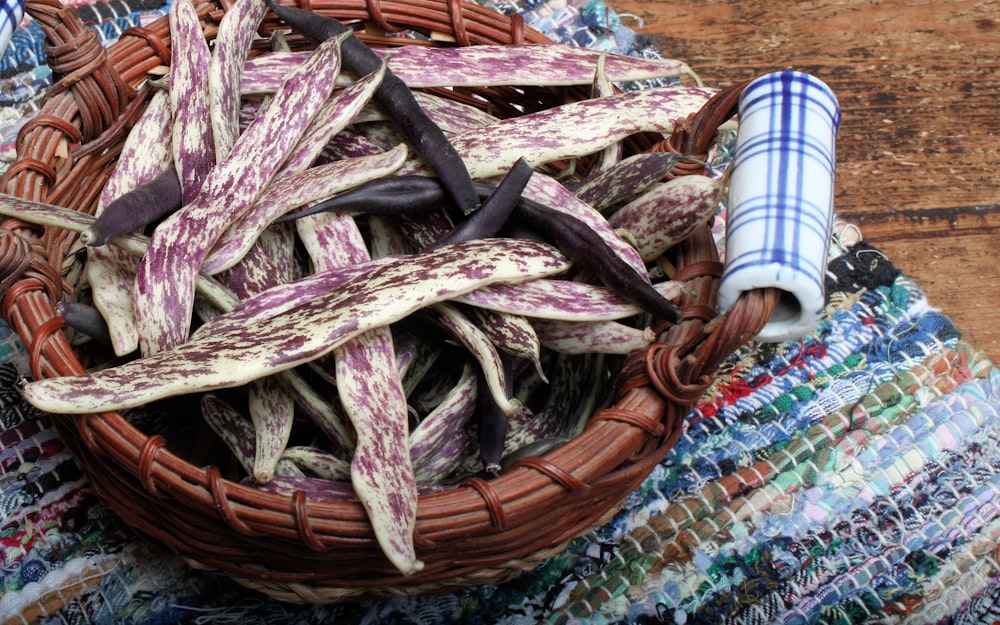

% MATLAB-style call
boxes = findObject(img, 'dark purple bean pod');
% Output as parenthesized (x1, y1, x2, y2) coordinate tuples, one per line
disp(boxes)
(265, 0, 478, 219)
(280, 173, 681, 323)
(426, 157, 534, 250)
(57, 301, 114, 348)
(509, 196, 683, 325)
(80, 165, 183, 247)
(478, 350, 514, 476)
(277, 175, 446, 222)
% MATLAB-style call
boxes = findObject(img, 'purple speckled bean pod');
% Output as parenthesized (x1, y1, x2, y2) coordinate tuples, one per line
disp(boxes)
(403, 85, 714, 180)
(335, 327, 419, 573)
(608, 174, 723, 263)
(532, 318, 655, 355)
(250, 474, 357, 501)
(247, 376, 294, 483)
(424, 303, 518, 416)
(133, 35, 346, 355)
(339, 92, 497, 136)
(201, 393, 256, 476)
(503, 352, 607, 456)
(273, 457, 305, 478)
(208, 0, 268, 160)
(218, 223, 298, 485)
(204, 141, 406, 274)
(85, 247, 140, 356)
(456, 278, 683, 321)
(279, 446, 351, 481)
(191, 257, 392, 337)
(24, 238, 573, 415)
(85, 89, 174, 356)
(216, 229, 291, 299)
(591, 52, 622, 173)
(239, 43, 690, 93)
(379, 43, 690, 88)
(240, 51, 309, 95)
(412, 91, 497, 133)
(169, 0, 215, 204)
(97, 89, 174, 212)
(276, 58, 388, 180)
(409, 360, 477, 477)
(465, 307, 544, 381)
(344, 120, 402, 153)
(297, 198, 422, 574)
(572, 152, 682, 214)
(414, 423, 475, 486)
(319, 127, 386, 162)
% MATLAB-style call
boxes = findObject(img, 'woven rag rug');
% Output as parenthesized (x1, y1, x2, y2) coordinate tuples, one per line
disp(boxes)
(2, 0, 1000, 623)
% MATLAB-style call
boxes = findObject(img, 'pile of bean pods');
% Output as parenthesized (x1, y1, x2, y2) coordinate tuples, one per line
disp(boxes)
(3, 0, 727, 574)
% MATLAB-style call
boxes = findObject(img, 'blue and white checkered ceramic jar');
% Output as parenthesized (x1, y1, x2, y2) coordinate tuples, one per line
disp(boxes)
(0, 0, 22, 55)
(719, 70, 841, 342)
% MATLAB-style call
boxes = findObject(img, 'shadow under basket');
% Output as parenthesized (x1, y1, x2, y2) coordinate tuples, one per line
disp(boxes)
(0, 0, 779, 603)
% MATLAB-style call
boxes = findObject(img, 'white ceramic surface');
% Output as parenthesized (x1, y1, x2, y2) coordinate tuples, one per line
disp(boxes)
(719, 71, 841, 342)
(0, 0, 22, 56)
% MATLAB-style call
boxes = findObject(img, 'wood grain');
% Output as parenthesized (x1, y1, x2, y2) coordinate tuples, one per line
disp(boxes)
(613, 0, 1000, 361)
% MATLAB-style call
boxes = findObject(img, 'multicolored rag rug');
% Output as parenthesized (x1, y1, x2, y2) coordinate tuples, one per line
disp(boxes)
(2, 1, 1000, 624)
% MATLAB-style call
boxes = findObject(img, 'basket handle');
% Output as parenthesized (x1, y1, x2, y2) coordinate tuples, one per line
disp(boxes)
(615, 82, 779, 405)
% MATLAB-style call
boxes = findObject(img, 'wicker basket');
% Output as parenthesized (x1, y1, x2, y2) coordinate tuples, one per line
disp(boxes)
(0, 0, 778, 603)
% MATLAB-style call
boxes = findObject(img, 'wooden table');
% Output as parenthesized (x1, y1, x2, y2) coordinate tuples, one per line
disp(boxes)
(613, 0, 1000, 362)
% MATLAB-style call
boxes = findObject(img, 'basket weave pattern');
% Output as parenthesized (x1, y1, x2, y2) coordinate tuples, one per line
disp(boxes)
(0, 0, 777, 602)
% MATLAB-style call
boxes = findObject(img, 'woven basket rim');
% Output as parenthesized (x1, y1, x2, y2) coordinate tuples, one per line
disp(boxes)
(0, 0, 778, 601)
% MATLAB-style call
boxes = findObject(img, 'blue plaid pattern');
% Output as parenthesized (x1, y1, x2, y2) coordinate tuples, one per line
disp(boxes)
(0, 0, 23, 57)
(719, 71, 841, 342)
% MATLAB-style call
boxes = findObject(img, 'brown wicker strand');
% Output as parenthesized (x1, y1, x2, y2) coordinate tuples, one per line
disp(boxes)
(27, 315, 67, 381)
(650, 79, 751, 178)
(362, 0, 406, 32)
(0, 229, 33, 298)
(119, 26, 172, 66)
(461, 477, 508, 530)
(16, 113, 83, 146)
(138, 434, 168, 498)
(2, 158, 57, 188)
(30, 0, 131, 138)
(509, 456, 591, 493)
(445, 0, 470, 46)
(590, 406, 666, 438)
(292, 490, 330, 551)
